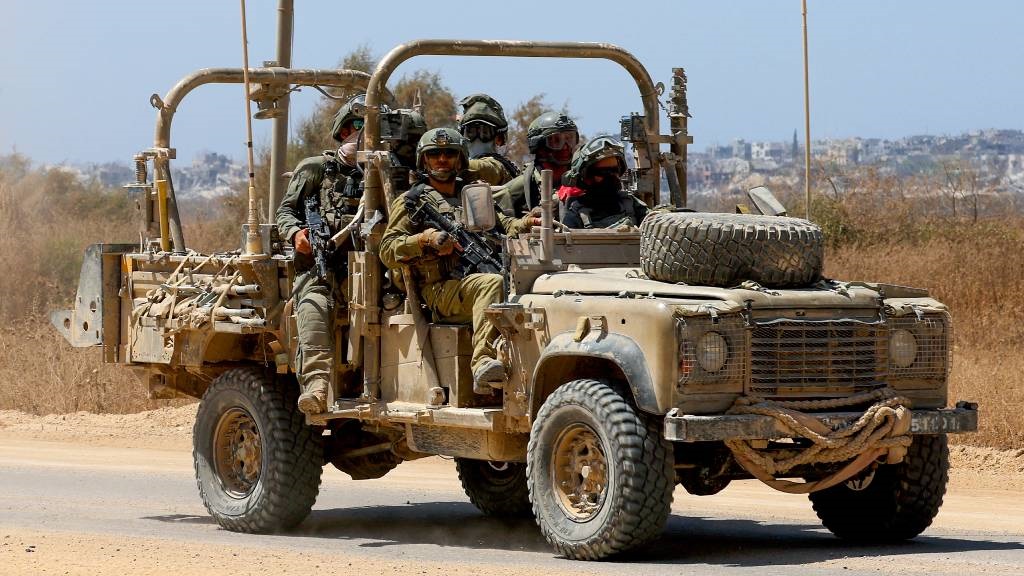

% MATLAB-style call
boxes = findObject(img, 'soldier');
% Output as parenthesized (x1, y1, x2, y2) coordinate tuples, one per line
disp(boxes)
(494, 111, 578, 217)
(276, 93, 368, 415)
(558, 135, 650, 229)
(458, 93, 519, 185)
(380, 128, 539, 393)
(381, 106, 428, 195)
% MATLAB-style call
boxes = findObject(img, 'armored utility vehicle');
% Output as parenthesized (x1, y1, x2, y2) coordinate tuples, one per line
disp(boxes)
(54, 33, 977, 560)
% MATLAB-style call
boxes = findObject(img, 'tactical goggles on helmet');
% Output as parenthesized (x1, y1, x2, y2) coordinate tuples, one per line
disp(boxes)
(460, 121, 497, 143)
(544, 130, 579, 151)
(582, 135, 625, 156)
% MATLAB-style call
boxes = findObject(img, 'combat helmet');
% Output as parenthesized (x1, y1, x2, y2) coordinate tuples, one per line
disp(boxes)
(331, 93, 367, 143)
(386, 108, 428, 167)
(562, 135, 627, 187)
(526, 112, 578, 154)
(416, 127, 470, 173)
(458, 93, 509, 133)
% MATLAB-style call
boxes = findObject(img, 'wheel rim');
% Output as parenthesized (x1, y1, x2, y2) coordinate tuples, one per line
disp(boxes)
(213, 407, 263, 498)
(550, 422, 608, 522)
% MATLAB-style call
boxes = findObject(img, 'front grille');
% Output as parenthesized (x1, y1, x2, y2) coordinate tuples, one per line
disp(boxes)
(750, 319, 886, 395)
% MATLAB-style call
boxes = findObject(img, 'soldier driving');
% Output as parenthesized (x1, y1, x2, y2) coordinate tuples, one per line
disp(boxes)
(494, 111, 578, 216)
(276, 93, 368, 415)
(558, 135, 650, 229)
(380, 128, 540, 394)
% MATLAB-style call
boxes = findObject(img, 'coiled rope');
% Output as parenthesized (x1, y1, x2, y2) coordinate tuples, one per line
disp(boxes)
(724, 388, 913, 494)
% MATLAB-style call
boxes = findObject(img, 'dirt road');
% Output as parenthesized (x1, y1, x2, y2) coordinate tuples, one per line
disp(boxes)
(1, 408, 1022, 575)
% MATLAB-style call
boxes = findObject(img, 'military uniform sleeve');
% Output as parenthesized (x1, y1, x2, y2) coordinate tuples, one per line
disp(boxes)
(380, 194, 424, 269)
(498, 210, 537, 238)
(467, 157, 508, 186)
(275, 157, 324, 243)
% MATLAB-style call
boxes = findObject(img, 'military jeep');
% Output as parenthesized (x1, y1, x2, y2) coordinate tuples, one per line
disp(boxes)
(54, 36, 978, 561)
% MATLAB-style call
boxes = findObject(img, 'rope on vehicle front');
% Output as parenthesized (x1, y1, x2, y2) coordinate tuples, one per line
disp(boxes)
(724, 388, 913, 494)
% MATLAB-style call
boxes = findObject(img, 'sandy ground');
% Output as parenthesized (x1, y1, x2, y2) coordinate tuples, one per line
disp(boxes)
(0, 406, 1022, 576)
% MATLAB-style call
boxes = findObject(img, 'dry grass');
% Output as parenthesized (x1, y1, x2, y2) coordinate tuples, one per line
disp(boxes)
(1, 155, 1020, 449)
(827, 230, 1024, 450)
(0, 321, 166, 414)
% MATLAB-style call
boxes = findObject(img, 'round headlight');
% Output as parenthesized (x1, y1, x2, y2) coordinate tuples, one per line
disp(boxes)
(890, 329, 917, 368)
(697, 332, 728, 373)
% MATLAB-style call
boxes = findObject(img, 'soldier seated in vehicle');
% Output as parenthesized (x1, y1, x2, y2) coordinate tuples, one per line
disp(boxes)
(380, 128, 540, 394)
(458, 93, 520, 186)
(558, 135, 650, 229)
(276, 94, 369, 415)
(494, 112, 579, 217)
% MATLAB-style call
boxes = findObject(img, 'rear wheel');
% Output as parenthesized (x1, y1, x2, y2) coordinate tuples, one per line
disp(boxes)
(193, 367, 323, 533)
(456, 458, 532, 517)
(527, 379, 674, 560)
(809, 434, 949, 542)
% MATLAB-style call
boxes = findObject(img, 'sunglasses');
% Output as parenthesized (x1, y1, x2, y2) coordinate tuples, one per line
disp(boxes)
(544, 131, 579, 151)
(424, 149, 459, 159)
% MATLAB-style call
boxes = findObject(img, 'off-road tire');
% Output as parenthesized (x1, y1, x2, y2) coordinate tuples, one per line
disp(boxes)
(809, 434, 949, 542)
(527, 379, 674, 560)
(456, 458, 532, 517)
(639, 212, 824, 288)
(193, 367, 323, 533)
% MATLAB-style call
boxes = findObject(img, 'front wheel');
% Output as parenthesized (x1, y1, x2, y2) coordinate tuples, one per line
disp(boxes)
(809, 434, 949, 542)
(193, 368, 324, 533)
(527, 379, 675, 560)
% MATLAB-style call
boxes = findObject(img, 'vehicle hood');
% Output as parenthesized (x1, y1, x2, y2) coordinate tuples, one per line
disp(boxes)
(529, 267, 930, 311)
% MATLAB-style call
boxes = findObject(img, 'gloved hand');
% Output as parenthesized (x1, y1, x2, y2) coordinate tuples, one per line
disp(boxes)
(416, 228, 457, 256)
(522, 206, 543, 229)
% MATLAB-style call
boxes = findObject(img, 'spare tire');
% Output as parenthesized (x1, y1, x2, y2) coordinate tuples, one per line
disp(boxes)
(639, 212, 824, 287)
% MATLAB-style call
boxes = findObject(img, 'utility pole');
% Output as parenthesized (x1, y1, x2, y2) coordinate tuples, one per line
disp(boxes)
(802, 0, 812, 219)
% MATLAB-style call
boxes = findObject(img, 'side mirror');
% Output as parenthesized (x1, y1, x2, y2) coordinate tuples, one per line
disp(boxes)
(461, 183, 496, 232)
(747, 186, 787, 216)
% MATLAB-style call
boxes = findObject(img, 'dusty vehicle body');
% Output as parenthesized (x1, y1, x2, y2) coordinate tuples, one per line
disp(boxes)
(55, 31, 978, 560)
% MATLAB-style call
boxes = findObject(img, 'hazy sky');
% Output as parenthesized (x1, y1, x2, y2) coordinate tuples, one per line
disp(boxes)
(2, 1, 1021, 166)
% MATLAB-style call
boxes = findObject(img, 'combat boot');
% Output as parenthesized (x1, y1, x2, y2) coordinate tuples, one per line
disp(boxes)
(472, 358, 505, 395)
(297, 379, 328, 415)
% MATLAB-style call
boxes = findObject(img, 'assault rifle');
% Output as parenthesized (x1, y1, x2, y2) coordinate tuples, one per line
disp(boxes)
(303, 192, 333, 283)
(406, 195, 504, 278)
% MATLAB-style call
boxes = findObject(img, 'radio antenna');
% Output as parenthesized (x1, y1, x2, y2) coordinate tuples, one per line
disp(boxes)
(239, 0, 266, 258)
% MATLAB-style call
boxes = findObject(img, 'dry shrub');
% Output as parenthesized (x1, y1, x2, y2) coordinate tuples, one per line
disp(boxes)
(0, 320, 166, 414)
(0, 155, 218, 414)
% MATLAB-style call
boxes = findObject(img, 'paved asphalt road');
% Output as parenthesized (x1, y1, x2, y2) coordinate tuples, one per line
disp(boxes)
(0, 440, 1021, 575)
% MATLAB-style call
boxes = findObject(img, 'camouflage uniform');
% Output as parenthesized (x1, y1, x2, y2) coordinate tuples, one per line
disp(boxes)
(381, 180, 531, 378)
(275, 95, 368, 414)
(381, 128, 532, 390)
(468, 156, 515, 187)
(276, 154, 363, 405)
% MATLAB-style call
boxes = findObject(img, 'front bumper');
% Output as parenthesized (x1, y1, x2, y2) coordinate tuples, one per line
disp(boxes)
(664, 401, 978, 442)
